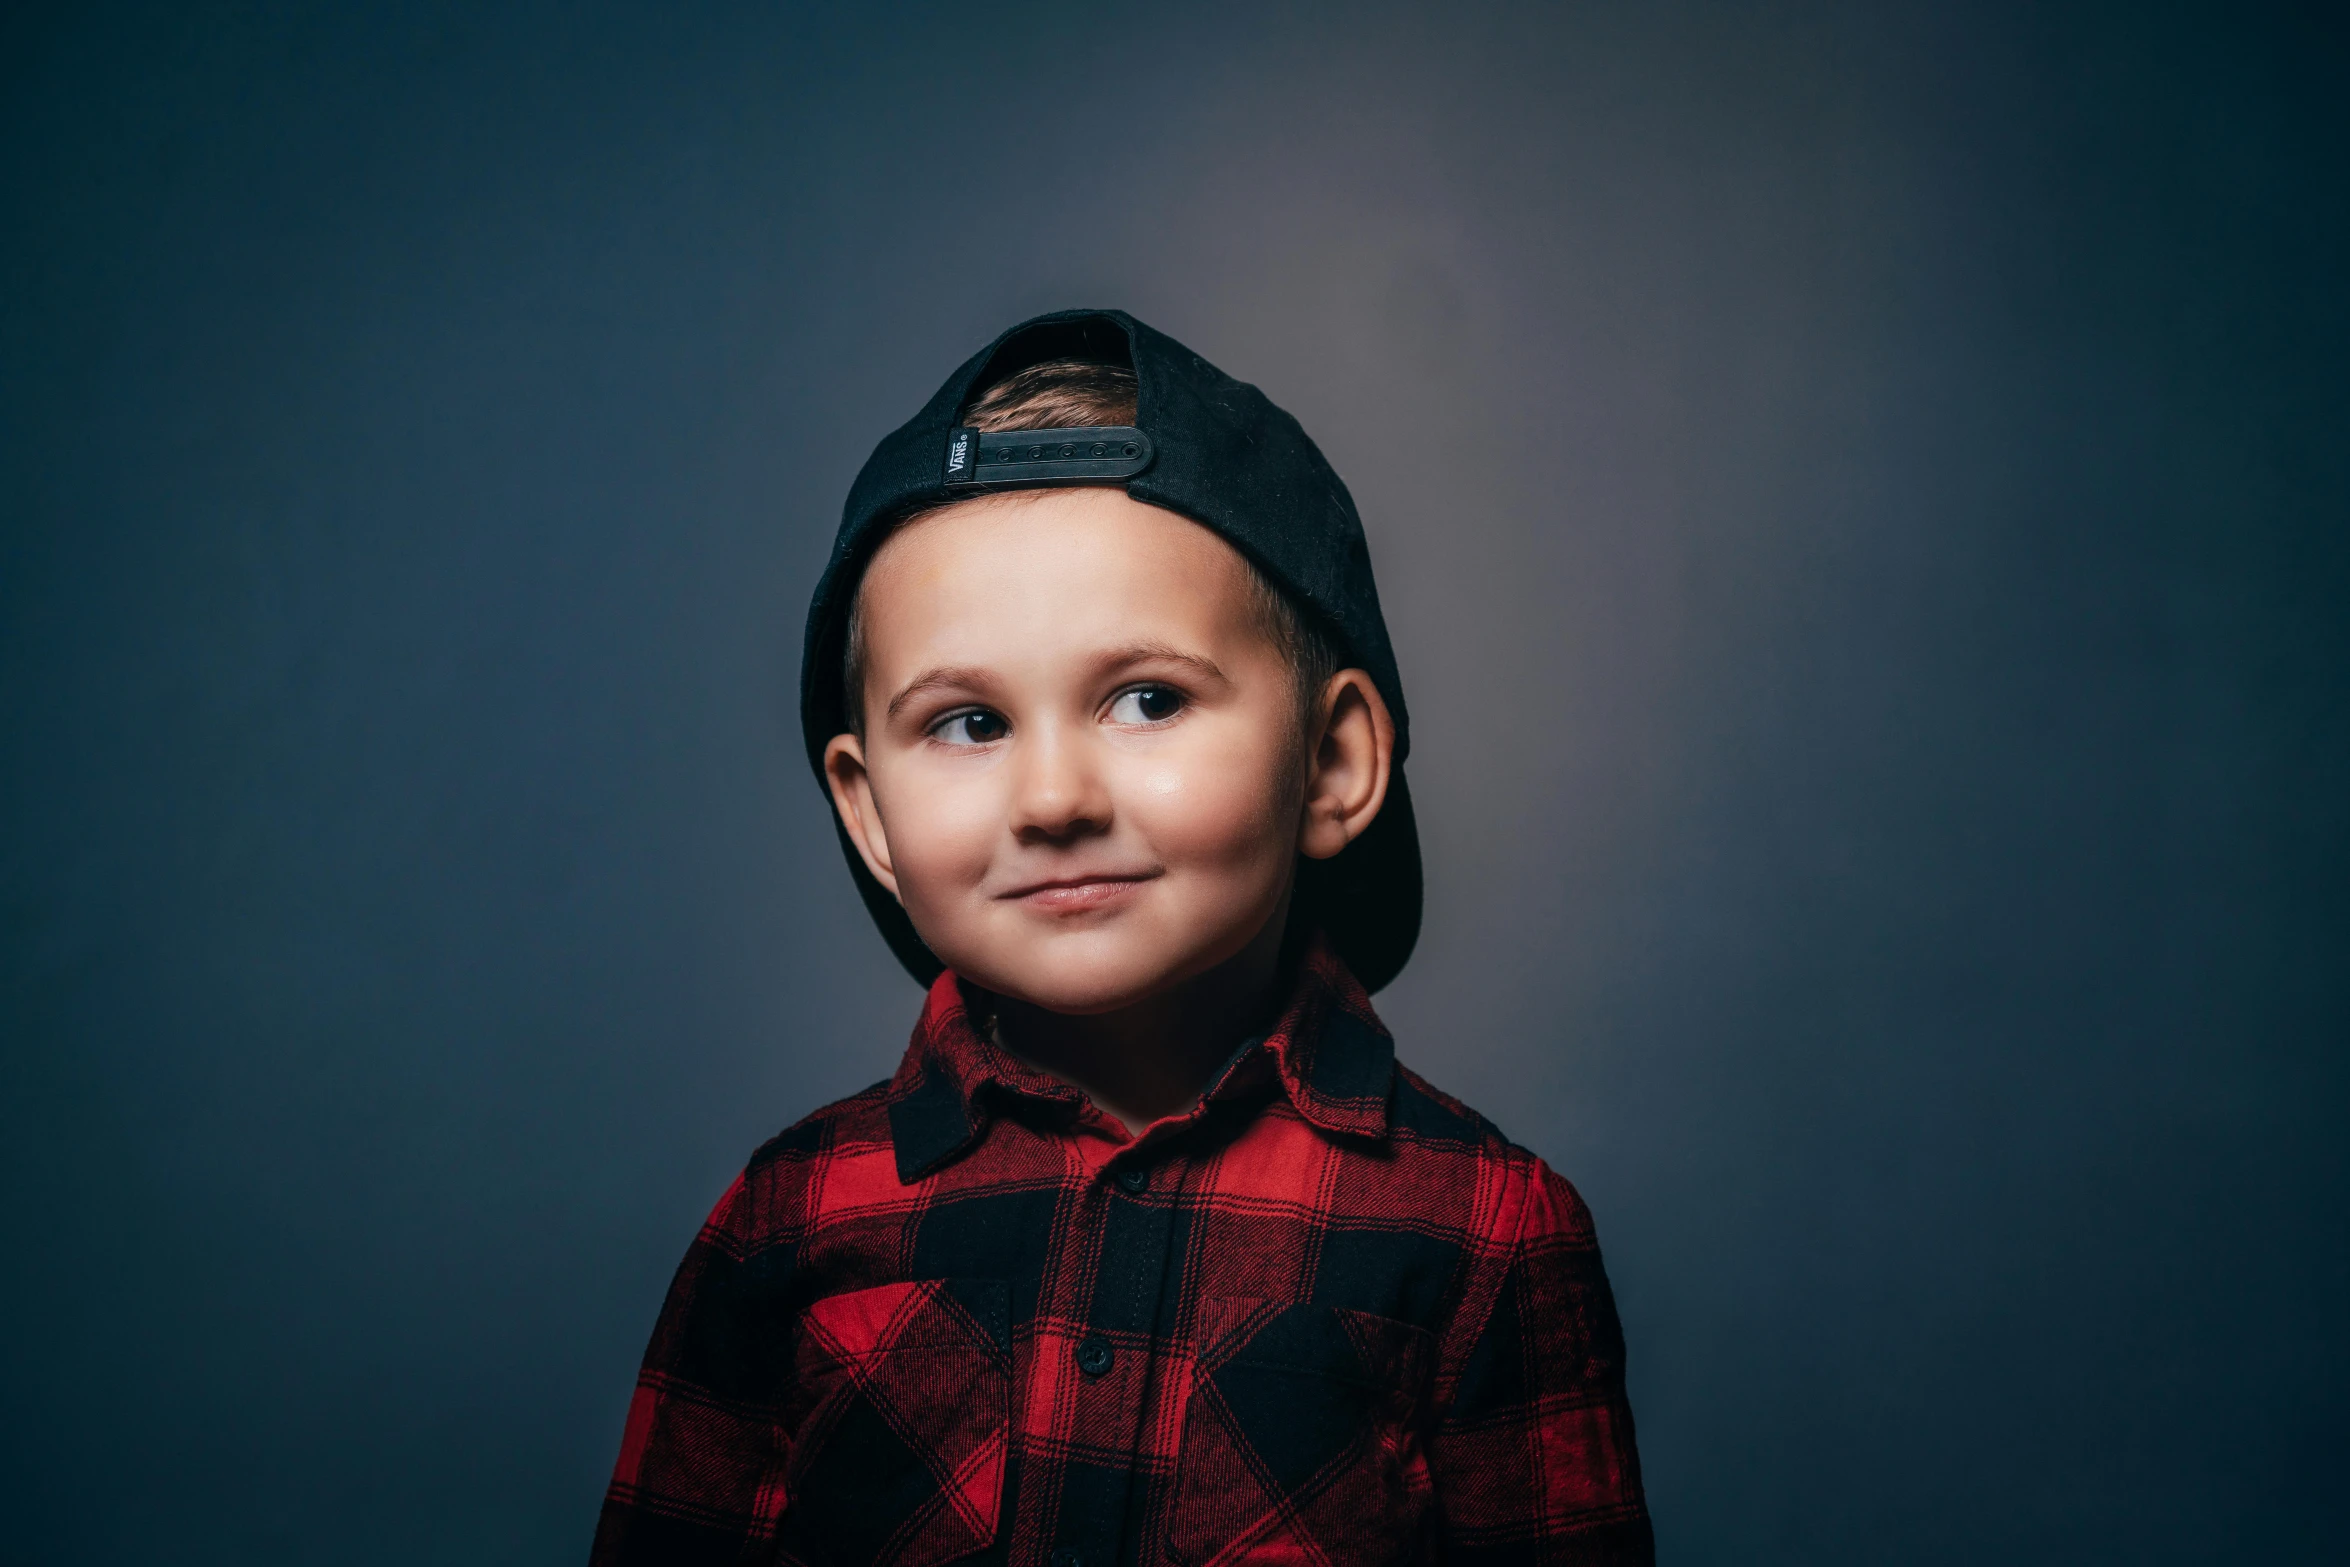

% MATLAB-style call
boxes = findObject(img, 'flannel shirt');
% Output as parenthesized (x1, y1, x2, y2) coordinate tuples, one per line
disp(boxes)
(592, 939, 1651, 1566)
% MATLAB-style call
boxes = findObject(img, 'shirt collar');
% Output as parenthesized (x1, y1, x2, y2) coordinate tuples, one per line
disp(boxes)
(887, 934, 1396, 1183)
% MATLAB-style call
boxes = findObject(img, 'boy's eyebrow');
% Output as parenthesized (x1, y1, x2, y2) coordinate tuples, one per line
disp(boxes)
(1094, 641, 1231, 685)
(884, 665, 996, 721)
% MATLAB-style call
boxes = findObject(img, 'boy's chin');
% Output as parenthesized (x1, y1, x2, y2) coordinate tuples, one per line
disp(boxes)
(949, 939, 1220, 1018)
(974, 966, 1177, 1018)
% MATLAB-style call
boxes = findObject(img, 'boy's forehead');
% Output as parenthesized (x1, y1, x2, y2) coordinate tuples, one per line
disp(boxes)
(858, 489, 1259, 650)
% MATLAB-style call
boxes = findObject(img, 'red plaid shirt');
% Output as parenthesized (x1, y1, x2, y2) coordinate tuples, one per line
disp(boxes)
(592, 940, 1651, 1566)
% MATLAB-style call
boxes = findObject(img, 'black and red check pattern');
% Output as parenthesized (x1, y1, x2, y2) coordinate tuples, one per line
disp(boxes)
(593, 940, 1651, 1566)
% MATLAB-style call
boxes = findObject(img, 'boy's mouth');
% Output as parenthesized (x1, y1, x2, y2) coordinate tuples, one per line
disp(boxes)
(997, 871, 1161, 912)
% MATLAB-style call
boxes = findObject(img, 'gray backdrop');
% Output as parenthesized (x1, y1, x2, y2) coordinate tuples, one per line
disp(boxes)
(3, 2, 2343, 1562)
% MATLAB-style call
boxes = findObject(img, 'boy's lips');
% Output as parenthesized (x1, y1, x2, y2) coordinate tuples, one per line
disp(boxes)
(997, 870, 1161, 911)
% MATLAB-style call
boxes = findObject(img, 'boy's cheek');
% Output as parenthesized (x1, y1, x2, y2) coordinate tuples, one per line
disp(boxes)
(871, 777, 1007, 893)
(1113, 737, 1295, 865)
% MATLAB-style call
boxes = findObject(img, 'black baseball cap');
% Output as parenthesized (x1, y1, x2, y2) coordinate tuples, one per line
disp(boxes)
(799, 308, 1421, 992)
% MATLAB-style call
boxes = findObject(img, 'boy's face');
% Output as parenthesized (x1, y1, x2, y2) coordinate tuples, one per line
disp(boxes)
(823, 487, 1389, 1017)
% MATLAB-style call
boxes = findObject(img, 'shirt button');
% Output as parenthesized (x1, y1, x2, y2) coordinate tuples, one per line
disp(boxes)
(1050, 1551, 1082, 1567)
(1076, 1335, 1114, 1378)
(1114, 1165, 1148, 1193)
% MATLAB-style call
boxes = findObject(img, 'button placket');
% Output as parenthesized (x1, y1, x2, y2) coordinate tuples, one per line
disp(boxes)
(1065, 1152, 1185, 1559)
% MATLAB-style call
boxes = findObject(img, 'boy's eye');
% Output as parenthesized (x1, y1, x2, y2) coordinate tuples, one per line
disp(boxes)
(930, 709, 1007, 746)
(1107, 685, 1185, 725)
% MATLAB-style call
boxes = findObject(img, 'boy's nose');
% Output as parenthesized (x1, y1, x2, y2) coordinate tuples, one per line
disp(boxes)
(1008, 723, 1112, 842)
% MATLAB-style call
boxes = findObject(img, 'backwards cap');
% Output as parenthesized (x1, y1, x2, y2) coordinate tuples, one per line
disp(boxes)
(800, 308, 1421, 991)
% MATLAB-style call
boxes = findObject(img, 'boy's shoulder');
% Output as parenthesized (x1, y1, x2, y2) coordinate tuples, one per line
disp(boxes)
(1386, 1057, 1508, 1149)
(1389, 1057, 1596, 1222)
(741, 1075, 901, 1175)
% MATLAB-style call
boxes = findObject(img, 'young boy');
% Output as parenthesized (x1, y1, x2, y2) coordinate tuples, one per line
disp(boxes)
(591, 311, 1651, 1566)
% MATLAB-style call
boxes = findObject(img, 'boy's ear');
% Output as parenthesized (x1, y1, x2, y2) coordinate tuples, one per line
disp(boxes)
(1298, 669, 1395, 862)
(823, 732, 902, 901)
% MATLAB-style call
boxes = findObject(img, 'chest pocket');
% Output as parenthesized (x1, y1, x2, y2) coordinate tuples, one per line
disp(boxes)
(1166, 1299, 1434, 1567)
(777, 1278, 1011, 1567)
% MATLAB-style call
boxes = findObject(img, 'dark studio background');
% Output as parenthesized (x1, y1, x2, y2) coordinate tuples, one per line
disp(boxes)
(4, 2, 2344, 1561)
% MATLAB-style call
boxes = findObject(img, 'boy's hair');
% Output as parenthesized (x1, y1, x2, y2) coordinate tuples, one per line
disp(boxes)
(840, 359, 1343, 736)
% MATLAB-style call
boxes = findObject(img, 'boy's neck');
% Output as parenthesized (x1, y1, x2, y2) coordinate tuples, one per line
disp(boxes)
(989, 908, 1293, 1137)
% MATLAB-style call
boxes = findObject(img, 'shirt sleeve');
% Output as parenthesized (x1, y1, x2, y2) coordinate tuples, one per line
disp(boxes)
(589, 1176, 797, 1566)
(1429, 1155, 1654, 1565)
